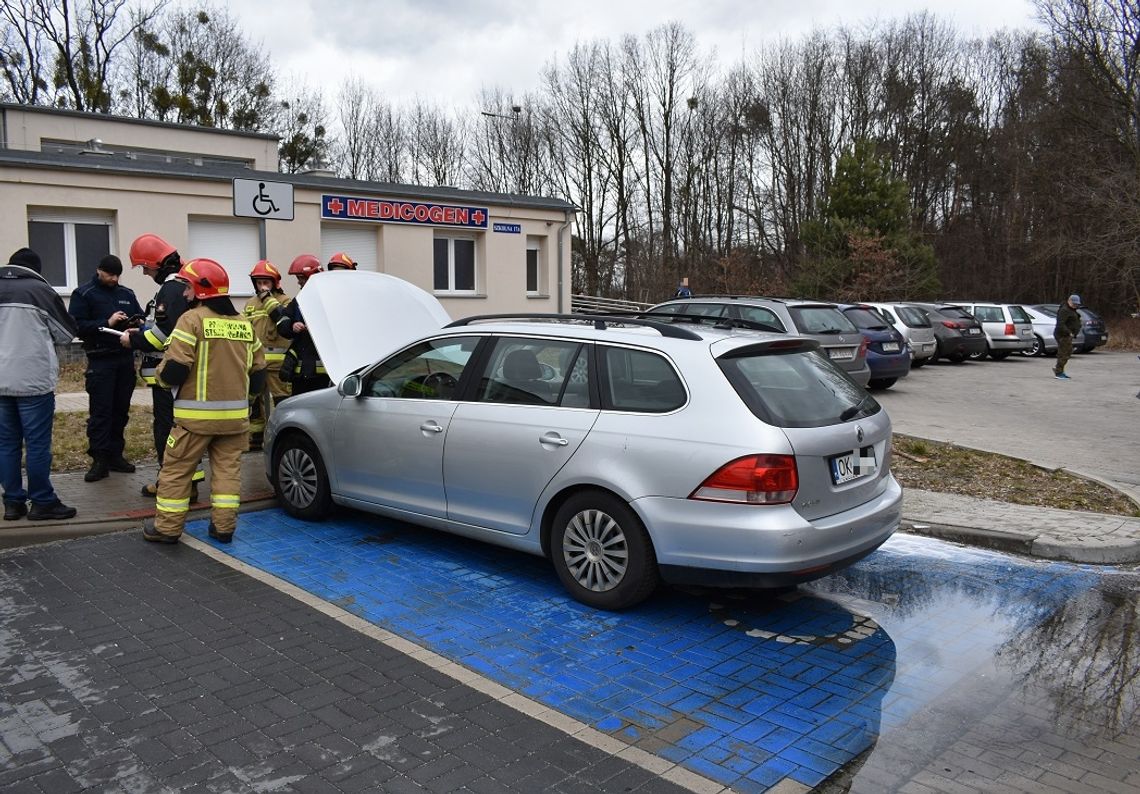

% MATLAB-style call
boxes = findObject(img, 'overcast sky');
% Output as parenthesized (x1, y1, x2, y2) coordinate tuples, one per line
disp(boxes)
(221, 0, 1040, 109)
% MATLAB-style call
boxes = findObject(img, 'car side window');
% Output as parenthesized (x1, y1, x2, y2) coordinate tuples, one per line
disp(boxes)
(475, 337, 584, 407)
(737, 305, 786, 331)
(975, 306, 1002, 322)
(600, 346, 685, 412)
(362, 336, 478, 400)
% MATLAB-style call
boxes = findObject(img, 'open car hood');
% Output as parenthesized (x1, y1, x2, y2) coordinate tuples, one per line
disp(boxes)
(297, 272, 451, 383)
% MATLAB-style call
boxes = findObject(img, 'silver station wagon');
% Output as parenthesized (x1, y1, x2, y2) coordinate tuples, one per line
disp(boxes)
(265, 275, 902, 610)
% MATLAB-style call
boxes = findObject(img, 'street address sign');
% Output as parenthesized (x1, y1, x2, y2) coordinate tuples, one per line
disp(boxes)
(233, 178, 294, 221)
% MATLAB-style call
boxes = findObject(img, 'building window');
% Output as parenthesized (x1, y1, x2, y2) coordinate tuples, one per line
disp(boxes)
(433, 235, 476, 293)
(26, 210, 113, 292)
(526, 236, 543, 294)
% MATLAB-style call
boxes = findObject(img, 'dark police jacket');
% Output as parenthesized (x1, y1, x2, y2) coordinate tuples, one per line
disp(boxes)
(68, 273, 143, 357)
(129, 276, 192, 384)
(271, 299, 325, 379)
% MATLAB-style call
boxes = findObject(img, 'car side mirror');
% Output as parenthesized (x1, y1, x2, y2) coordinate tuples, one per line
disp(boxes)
(338, 374, 363, 398)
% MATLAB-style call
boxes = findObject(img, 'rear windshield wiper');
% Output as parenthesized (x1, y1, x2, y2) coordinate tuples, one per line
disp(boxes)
(840, 394, 874, 421)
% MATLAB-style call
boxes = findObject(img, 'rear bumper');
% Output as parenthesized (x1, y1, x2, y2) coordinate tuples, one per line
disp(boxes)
(989, 337, 1033, 351)
(635, 475, 902, 587)
(938, 335, 987, 357)
(866, 351, 911, 379)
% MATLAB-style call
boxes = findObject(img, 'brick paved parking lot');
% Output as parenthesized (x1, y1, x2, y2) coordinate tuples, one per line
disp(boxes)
(2, 509, 1138, 793)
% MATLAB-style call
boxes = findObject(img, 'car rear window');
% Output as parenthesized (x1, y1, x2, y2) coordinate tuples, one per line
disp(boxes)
(972, 306, 1003, 322)
(788, 306, 858, 334)
(897, 306, 930, 327)
(843, 307, 889, 330)
(937, 306, 974, 320)
(718, 348, 880, 428)
(1009, 305, 1032, 323)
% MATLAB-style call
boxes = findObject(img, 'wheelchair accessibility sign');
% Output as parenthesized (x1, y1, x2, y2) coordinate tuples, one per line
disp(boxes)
(232, 178, 294, 221)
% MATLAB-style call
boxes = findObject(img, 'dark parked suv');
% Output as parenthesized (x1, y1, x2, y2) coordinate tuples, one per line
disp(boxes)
(907, 303, 987, 363)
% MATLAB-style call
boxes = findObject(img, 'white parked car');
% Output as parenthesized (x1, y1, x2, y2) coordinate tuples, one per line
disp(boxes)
(264, 274, 903, 610)
(949, 302, 1034, 360)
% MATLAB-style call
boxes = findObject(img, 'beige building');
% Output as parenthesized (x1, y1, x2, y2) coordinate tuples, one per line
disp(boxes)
(0, 103, 576, 317)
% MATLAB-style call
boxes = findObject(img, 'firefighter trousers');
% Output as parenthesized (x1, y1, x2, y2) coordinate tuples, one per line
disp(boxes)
(150, 385, 205, 486)
(154, 426, 246, 538)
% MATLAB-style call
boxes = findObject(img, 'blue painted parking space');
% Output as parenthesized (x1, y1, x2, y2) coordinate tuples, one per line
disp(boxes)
(185, 512, 1098, 792)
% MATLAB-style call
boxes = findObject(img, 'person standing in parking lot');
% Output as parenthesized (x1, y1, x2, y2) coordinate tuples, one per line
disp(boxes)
(1053, 294, 1082, 380)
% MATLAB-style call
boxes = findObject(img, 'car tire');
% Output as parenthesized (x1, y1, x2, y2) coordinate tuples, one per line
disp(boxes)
(968, 347, 988, 361)
(989, 351, 1010, 361)
(1022, 335, 1044, 357)
(948, 353, 967, 363)
(272, 434, 332, 521)
(868, 378, 897, 390)
(550, 491, 659, 610)
(1079, 345, 1095, 353)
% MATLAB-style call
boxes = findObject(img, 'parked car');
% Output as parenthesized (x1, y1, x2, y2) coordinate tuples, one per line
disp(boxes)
(645, 296, 872, 387)
(861, 302, 938, 367)
(836, 304, 911, 389)
(907, 303, 988, 363)
(1033, 304, 1108, 353)
(1019, 305, 1061, 357)
(266, 275, 902, 610)
(948, 302, 1035, 360)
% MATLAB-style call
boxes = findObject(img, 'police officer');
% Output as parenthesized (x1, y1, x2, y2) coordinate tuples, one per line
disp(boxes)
(272, 254, 329, 396)
(68, 255, 144, 482)
(143, 259, 266, 544)
(242, 260, 291, 450)
(122, 234, 205, 498)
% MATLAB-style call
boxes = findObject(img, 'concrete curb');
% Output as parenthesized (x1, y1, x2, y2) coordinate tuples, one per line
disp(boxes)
(0, 497, 278, 550)
(901, 515, 1140, 565)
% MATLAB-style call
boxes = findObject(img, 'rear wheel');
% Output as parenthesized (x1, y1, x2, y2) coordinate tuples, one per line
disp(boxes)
(910, 357, 926, 369)
(968, 346, 988, 361)
(868, 378, 897, 390)
(550, 491, 659, 610)
(272, 434, 332, 520)
(989, 351, 1010, 361)
(1022, 335, 1044, 357)
(948, 352, 967, 363)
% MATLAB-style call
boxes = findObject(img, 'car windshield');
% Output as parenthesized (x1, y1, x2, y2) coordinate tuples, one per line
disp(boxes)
(788, 306, 858, 334)
(843, 308, 889, 330)
(1035, 305, 1059, 317)
(717, 347, 879, 428)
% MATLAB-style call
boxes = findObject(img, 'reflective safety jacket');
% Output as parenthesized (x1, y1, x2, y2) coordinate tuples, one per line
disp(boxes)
(156, 306, 267, 435)
(242, 289, 292, 370)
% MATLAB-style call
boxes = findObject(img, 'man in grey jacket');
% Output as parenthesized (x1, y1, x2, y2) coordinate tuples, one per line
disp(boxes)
(0, 248, 79, 521)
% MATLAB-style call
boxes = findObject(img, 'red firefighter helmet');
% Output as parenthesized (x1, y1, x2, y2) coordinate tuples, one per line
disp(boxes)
(177, 258, 230, 300)
(288, 254, 322, 277)
(327, 251, 356, 270)
(129, 233, 177, 270)
(249, 259, 282, 288)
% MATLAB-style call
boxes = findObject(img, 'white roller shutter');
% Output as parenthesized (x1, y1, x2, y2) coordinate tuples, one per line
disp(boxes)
(187, 218, 260, 296)
(320, 224, 378, 272)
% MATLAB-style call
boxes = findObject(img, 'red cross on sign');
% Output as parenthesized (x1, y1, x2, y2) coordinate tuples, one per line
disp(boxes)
(326, 198, 344, 214)
(471, 210, 486, 225)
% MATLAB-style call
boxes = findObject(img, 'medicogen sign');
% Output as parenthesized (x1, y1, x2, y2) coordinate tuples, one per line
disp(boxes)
(321, 195, 489, 228)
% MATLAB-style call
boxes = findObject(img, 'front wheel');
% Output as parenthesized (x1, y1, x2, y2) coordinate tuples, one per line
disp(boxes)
(550, 491, 659, 610)
(272, 434, 332, 520)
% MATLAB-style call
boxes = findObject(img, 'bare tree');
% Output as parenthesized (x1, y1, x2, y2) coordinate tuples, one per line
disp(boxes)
(408, 99, 465, 187)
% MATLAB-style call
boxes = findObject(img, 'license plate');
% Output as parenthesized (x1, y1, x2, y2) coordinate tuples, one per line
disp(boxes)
(882, 342, 900, 352)
(831, 447, 876, 485)
(828, 348, 855, 361)
(967, 328, 981, 335)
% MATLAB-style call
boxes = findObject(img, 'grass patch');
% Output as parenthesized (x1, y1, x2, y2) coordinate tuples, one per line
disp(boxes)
(891, 433, 1140, 517)
(56, 360, 147, 393)
(52, 406, 158, 472)
(1105, 316, 1140, 351)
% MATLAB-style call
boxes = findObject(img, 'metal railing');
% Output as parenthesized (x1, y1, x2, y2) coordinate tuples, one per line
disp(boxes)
(570, 294, 653, 314)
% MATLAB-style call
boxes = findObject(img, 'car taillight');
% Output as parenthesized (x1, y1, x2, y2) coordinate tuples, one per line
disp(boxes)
(690, 454, 799, 504)
(941, 320, 958, 329)
(1004, 323, 1015, 335)
(858, 336, 868, 356)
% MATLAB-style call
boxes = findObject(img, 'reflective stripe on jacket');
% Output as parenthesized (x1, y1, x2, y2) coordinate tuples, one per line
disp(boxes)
(157, 307, 267, 435)
(243, 291, 292, 370)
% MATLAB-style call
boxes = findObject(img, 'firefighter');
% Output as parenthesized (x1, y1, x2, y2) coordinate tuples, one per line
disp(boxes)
(242, 260, 291, 451)
(326, 251, 356, 271)
(272, 254, 330, 396)
(122, 234, 205, 499)
(143, 258, 266, 544)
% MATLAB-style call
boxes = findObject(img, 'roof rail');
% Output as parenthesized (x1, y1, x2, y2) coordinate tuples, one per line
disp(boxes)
(443, 313, 702, 340)
(626, 310, 784, 334)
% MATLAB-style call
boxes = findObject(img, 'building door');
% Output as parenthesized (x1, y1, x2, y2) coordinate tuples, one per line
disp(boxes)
(320, 225, 378, 272)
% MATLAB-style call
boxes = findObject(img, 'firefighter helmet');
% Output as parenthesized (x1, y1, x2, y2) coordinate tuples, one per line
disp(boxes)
(129, 234, 177, 270)
(177, 258, 230, 300)
(327, 251, 356, 270)
(249, 259, 282, 289)
(288, 254, 322, 277)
